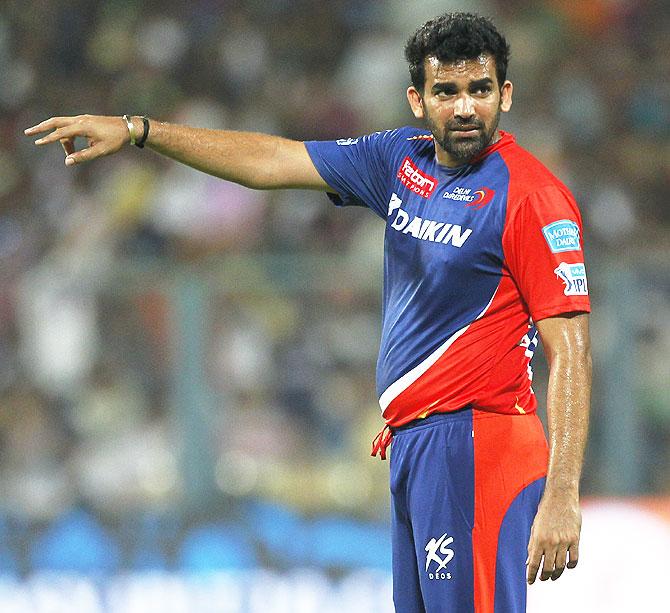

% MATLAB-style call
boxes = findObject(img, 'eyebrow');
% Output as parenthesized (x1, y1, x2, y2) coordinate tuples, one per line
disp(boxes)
(469, 78, 494, 89)
(431, 77, 494, 92)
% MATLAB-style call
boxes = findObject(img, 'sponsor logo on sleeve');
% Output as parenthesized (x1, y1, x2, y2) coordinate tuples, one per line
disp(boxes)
(554, 262, 588, 296)
(442, 186, 495, 209)
(542, 220, 581, 253)
(397, 157, 438, 198)
(336, 138, 359, 146)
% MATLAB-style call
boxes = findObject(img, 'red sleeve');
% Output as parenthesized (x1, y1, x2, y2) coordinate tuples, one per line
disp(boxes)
(502, 185, 591, 322)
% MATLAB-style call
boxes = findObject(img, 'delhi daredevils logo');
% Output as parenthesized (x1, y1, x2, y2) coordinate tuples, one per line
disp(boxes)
(442, 185, 495, 208)
(466, 187, 495, 209)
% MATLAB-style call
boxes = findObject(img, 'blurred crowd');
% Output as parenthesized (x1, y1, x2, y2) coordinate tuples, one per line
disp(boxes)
(0, 0, 669, 573)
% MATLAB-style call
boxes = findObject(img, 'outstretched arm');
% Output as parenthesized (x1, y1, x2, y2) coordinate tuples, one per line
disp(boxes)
(526, 312, 591, 584)
(25, 115, 331, 191)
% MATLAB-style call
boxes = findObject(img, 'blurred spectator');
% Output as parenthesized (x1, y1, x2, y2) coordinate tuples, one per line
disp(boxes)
(0, 0, 668, 575)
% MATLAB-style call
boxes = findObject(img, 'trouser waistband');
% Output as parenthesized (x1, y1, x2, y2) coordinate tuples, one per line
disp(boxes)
(372, 405, 472, 459)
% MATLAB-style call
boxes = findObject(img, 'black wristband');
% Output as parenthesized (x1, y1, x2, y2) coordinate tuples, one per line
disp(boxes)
(135, 116, 150, 148)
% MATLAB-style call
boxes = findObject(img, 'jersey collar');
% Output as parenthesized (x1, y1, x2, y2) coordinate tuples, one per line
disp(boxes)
(472, 130, 515, 163)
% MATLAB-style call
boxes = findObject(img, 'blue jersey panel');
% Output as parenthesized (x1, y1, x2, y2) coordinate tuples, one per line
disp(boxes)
(306, 129, 512, 397)
(305, 129, 405, 219)
(377, 151, 510, 395)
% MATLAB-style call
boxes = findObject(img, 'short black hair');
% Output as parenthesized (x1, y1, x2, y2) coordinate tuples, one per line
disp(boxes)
(405, 12, 510, 92)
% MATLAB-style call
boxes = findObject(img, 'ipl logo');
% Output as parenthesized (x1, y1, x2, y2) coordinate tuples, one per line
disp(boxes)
(425, 533, 455, 580)
(554, 262, 588, 296)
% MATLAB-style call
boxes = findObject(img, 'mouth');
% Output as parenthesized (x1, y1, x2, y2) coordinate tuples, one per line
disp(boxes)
(449, 126, 481, 137)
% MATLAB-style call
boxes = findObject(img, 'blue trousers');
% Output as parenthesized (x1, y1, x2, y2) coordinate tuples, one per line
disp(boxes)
(390, 409, 548, 612)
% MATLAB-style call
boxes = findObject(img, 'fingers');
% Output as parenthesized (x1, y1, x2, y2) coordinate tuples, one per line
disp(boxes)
(539, 550, 556, 581)
(527, 500, 582, 585)
(550, 546, 568, 581)
(25, 117, 83, 165)
(33, 123, 84, 146)
(24, 116, 76, 136)
(567, 542, 579, 569)
(527, 549, 558, 584)
(26, 114, 127, 167)
(527, 540, 579, 584)
(526, 541, 542, 585)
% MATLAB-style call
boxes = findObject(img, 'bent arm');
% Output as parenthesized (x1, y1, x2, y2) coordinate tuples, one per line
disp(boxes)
(526, 312, 591, 584)
(25, 114, 331, 191)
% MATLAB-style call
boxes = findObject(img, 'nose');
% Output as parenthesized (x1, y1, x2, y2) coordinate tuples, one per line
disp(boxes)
(453, 93, 475, 119)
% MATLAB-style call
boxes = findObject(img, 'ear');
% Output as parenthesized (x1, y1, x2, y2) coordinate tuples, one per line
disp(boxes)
(500, 80, 513, 113)
(406, 86, 425, 119)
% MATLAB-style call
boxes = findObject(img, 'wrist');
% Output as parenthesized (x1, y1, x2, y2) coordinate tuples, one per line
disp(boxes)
(122, 114, 136, 145)
(122, 115, 150, 147)
(543, 479, 580, 499)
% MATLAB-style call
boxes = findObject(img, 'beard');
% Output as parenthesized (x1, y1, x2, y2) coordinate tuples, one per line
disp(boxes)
(425, 105, 501, 164)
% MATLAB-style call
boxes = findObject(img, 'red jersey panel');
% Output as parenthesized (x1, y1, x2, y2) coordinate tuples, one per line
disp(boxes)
(306, 130, 590, 426)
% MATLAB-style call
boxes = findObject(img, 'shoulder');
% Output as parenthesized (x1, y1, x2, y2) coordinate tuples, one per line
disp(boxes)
(386, 126, 435, 161)
(397, 126, 434, 141)
(352, 126, 435, 169)
(499, 139, 577, 215)
(361, 125, 432, 147)
(500, 138, 568, 193)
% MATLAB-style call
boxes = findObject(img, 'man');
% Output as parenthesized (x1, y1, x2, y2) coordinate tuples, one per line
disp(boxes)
(26, 12, 591, 613)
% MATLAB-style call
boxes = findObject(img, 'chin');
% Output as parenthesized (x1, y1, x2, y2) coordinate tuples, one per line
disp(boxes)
(445, 142, 485, 162)
(445, 131, 495, 160)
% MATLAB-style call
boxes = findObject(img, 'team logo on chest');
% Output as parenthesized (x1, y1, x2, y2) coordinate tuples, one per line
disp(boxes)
(397, 157, 438, 198)
(443, 186, 495, 209)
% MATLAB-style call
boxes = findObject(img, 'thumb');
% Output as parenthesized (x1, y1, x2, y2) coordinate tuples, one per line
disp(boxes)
(65, 142, 106, 166)
(60, 137, 75, 156)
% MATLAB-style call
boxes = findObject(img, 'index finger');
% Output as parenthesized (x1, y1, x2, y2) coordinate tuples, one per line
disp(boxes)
(24, 116, 76, 136)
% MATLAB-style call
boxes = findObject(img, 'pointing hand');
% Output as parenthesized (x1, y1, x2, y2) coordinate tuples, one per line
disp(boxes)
(25, 115, 132, 166)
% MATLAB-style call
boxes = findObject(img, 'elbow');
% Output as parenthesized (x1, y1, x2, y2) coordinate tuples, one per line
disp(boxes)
(539, 312, 591, 367)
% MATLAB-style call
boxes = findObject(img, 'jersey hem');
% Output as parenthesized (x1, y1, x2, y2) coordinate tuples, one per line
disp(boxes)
(531, 302, 591, 322)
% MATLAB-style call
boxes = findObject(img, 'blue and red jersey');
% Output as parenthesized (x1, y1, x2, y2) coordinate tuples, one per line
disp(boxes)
(305, 128, 590, 428)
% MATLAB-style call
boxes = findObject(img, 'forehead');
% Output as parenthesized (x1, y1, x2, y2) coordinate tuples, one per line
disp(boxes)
(424, 54, 497, 85)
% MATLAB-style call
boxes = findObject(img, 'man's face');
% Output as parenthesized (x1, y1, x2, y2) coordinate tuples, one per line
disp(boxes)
(407, 54, 513, 166)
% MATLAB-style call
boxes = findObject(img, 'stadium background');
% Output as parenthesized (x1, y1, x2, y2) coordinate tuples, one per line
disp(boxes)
(1, 0, 669, 610)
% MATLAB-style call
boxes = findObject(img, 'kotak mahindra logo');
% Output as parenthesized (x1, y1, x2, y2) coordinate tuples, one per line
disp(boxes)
(443, 186, 495, 209)
(397, 157, 437, 198)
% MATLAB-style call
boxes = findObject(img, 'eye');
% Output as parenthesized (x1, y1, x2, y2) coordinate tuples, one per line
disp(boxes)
(472, 85, 492, 95)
